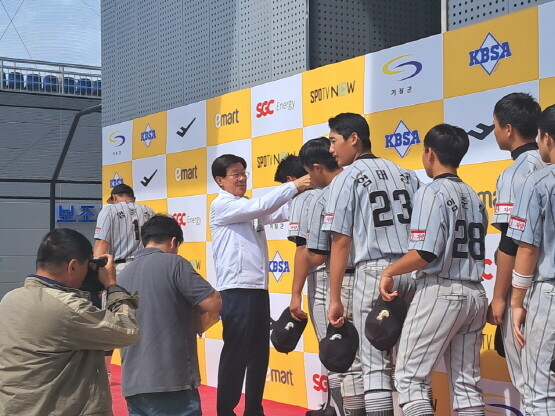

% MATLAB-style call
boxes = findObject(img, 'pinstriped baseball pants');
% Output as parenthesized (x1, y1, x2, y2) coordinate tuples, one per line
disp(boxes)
(395, 276, 487, 413)
(307, 269, 364, 397)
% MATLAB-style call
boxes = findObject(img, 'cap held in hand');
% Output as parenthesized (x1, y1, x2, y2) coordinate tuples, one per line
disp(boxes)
(319, 320, 359, 373)
(365, 296, 407, 351)
(271, 307, 308, 353)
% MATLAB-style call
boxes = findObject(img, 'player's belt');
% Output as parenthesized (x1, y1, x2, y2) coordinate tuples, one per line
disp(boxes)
(115, 259, 133, 264)
(345, 268, 355, 274)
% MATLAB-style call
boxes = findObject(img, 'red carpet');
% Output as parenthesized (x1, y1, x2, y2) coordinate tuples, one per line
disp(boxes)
(110, 365, 309, 416)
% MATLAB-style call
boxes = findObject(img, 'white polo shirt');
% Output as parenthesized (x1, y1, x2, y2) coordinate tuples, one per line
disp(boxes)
(210, 182, 297, 291)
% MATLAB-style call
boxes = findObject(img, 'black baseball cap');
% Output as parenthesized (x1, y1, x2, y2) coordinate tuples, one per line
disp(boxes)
(494, 325, 506, 358)
(271, 307, 308, 354)
(365, 296, 407, 351)
(107, 184, 134, 203)
(319, 320, 359, 373)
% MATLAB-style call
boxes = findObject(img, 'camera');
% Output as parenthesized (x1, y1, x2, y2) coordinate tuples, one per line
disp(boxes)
(81, 257, 107, 308)
(89, 257, 108, 268)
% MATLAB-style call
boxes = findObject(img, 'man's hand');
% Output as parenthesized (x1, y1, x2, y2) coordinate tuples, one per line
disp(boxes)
(379, 269, 398, 301)
(290, 294, 308, 321)
(512, 306, 527, 349)
(97, 254, 117, 288)
(293, 175, 312, 193)
(486, 298, 506, 325)
(328, 300, 345, 328)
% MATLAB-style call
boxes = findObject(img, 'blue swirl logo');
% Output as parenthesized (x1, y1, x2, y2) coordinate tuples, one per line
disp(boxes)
(382, 55, 423, 81)
(108, 131, 126, 147)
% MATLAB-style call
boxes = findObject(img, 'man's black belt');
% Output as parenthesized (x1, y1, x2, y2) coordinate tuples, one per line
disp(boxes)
(345, 268, 355, 274)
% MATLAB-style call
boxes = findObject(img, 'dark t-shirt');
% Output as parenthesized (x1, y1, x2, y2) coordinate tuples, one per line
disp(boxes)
(119, 247, 215, 397)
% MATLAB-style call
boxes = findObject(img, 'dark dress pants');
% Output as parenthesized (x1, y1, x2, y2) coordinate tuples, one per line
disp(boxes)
(217, 289, 270, 416)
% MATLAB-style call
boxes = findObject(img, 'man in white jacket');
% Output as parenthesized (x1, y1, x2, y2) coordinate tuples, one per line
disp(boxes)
(210, 154, 311, 416)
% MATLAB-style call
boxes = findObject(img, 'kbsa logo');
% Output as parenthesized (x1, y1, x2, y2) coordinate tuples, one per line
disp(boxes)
(309, 81, 356, 103)
(468, 33, 512, 75)
(312, 374, 328, 392)
(140, 124, 157, 148)
(255, 99, 296, 118)
(109, 172, 124, 188)
(385, 120, 421, 158)
(269, 251, 290, 282)
(382, 55, 423, 81)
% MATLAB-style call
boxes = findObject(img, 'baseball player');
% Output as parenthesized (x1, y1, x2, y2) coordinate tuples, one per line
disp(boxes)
(323, 113, 419, 416)
(379, 124, 488, 416)
(94, 184, 155, 273)
(487, 93, 545, 398)
(290, 138, 365, 416)
(508, 104, 555, 416)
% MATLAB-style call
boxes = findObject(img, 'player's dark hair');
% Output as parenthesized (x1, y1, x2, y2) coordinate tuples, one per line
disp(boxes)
(211, 154, 247, 180)
(274, 154, 305, 183)
(493, 92, 541, 140)
(424, 124, 469, 168)
(299, 137, 340, 171)
(328, 113, 371, 152)
(141, 214, 184, 246)
(539, 104, 555, 139)
(36, 228, 92, 270)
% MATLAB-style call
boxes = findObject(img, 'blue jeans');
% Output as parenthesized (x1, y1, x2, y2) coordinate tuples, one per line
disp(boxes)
(126, 389, 202, 416)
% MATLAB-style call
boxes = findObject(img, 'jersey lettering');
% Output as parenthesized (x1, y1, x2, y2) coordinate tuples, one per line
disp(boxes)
(508, 216, 526, 232)
(494, 203, 513, 215)
(288, 222, 299, 231)
(410, 230, 426, 241)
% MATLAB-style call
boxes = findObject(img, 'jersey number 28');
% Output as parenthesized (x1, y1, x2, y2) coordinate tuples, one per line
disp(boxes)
(452, 220, 485, 260)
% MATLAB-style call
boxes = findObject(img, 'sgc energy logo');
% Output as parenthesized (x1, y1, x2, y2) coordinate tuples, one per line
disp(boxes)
(269, 251, 290, 282)
(385, 121, 421, 158)
(215, 109, 239, 128)
(310, 81, 355, 103)
(469, 33, 512, 75)
(255, 99, 295, 118)
(140, 124, 157, 148)
(382, 55, 423, 80)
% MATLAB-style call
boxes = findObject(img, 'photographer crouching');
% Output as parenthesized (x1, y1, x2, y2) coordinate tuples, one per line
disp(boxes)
(0, 228, 139, 416)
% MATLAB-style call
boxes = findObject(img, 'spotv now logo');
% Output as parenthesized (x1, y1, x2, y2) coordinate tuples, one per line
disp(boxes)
(309, 81, 355, 103)
(469, 33, 511, 75)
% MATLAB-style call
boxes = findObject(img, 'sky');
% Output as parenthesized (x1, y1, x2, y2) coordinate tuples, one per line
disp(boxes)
(0, 0, 101, 66)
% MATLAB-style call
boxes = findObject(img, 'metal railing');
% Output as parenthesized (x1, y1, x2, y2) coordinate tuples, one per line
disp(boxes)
(0, 57, 101, 97)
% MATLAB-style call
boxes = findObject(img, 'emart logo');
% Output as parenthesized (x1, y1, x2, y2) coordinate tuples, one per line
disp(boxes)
(266, 367, 294, 386)
(269, 251, 290, 282)
(385, 121, 421, 158)
(468, 33, 512, 75)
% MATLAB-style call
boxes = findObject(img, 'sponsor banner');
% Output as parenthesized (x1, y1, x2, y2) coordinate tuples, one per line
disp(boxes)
(302, 56, 364, 126)
(166, 147, 207, 197)
(137, 199, 168, 215)
(269, 292, 304, 352)
(303, 353, 329, 411)
(251, 129, 303, 189)
(443, 7, 538, 98)
(252, 186, 289, 241)
(482, 233, 500, 300)
(101, 161, 132, 204)
(365, 34, 443, 113)
(367, 100, 443, 170)
(251, 74, 302, 137)
(539, 1, 555, 79)
(102, 120, 132, 165)
(458, 159, 512, 234)
(204, 338, 224, 387)
(481, 378, 523, 415)
(166, 100, 207, 153)
(206, 139, 253, 195)
(267, 240, 295, 294)
(430, 372, 453, 415)
(132, 111, 168, 159)
(303, 122, 329, 143)
(444, 80, 539, 165)
(179, 242, 207, 278)
(206, 88, 251, 146)
(168, 195, 207, 242)
(539, 76, 555, 109)
(132, 154, 167, 201)
(265, 349, 307, 407)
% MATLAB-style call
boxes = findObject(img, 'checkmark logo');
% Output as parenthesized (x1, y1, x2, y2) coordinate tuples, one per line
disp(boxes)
(467, 123, 494, 141)
(141, 169, 158, 187)
(176, 118, 196, 137)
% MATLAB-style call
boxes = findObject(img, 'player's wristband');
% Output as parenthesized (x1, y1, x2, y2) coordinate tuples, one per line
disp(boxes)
(512, 270, 533, 289)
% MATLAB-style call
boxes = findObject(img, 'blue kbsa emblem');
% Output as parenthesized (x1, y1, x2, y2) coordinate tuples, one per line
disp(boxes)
(385, 121, 421, 158)
(140, 124, 157, 148)
(468, 33, 512, 75)
(269, 251, 290, 282)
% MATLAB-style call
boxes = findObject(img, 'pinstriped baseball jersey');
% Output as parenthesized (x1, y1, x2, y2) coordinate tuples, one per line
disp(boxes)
(287, 189, 318, 243)
(306, 186, 354, 269)
(322, 155, 420, 263)
(409, 176, 487, 281)
(492, 147, 546, 228)
(94, 202, 155, 260)
(507, 165, 555, 281)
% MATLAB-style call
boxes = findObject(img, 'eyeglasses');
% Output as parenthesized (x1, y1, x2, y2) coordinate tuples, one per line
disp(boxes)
(227, 172, 250, 179)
